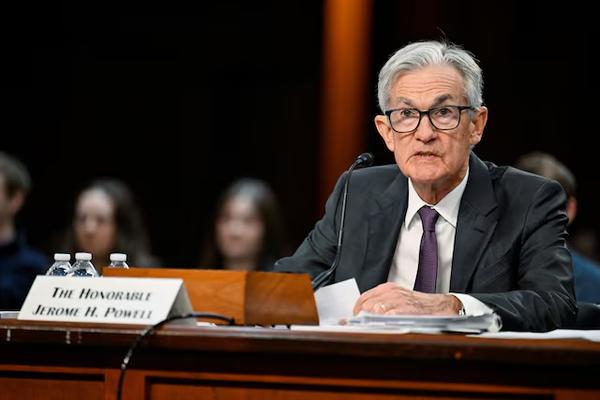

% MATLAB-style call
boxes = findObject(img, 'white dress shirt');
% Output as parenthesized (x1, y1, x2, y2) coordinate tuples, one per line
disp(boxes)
(387, 168, 491, 316)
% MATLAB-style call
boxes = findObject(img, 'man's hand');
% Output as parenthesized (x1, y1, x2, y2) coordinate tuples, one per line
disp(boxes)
(353, 282, 463, 315)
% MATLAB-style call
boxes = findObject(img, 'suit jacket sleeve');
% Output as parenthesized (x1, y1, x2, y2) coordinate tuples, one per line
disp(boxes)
(273, 173, 347, 278)
(470, 180, 577, 332)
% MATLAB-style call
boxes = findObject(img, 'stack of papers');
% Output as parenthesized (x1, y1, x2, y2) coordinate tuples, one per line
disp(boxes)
(473, 329, 600, 341)
(312, 278, 502, 333)
(345, 312, 502, 333)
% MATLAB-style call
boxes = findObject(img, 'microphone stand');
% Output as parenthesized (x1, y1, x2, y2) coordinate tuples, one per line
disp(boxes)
(311, 153, 373, 290)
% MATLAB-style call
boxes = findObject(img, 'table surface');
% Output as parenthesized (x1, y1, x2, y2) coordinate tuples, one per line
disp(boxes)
(2, 318, 599, 367)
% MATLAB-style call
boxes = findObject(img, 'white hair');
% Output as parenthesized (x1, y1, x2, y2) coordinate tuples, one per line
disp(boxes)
(377, 41, 484, 112)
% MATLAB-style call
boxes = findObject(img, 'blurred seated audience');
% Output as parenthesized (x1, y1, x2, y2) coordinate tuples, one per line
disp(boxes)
(200, 178, 286, 271)
(515, 151, 600, 304)
(63, 178, 158, 271)
(0, 152, 47, 310)
(570, 228, 600, 264)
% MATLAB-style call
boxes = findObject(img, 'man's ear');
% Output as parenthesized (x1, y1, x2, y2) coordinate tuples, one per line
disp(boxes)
(469, 106, 488, 146)
(375, 115, 396, 152)
(8, 190, 26, 216)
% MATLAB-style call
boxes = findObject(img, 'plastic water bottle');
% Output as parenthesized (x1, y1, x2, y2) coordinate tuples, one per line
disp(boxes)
(68, 252, 99, 277)
(46, 253, 72, 276)
(108, 253, 129, 269)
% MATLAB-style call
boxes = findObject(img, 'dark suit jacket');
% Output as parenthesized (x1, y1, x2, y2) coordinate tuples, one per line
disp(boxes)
(275, 153, 576, 332)
(0, 233, 48, 310)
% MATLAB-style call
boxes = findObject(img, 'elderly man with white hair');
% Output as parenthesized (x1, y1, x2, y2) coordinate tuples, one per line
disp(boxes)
(275, 40, 576, 332)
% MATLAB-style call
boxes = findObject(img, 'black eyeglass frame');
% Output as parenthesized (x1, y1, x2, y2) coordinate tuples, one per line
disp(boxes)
(384, 105, 476, 133)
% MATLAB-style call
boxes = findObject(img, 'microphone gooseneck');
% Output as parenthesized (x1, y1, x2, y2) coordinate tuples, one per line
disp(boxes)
(311, 152, 374, 290)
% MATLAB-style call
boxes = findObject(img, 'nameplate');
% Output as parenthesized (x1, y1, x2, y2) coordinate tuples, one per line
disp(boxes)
(18, 276, 192, 325)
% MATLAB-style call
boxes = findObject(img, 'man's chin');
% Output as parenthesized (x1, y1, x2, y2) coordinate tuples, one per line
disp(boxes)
(411, 177, 443, 187)
(405, 166, 442, 184)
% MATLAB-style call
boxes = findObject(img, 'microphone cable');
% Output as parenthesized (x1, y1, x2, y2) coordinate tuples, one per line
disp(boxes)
(311, 152, 374, 290)
(116, 312, 235, 400)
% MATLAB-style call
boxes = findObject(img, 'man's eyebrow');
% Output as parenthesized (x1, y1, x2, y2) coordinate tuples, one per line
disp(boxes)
(394, 97, 414, 107)
(430, 94, 455, 107)
(393, 94, 456, 109)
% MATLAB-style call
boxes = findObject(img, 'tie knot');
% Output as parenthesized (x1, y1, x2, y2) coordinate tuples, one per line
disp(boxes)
(418, 206, 439, 232)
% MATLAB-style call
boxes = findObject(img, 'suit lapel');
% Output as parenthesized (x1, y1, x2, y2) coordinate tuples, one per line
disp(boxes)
(357, 173, 408, 291)
(450, 153, 499, 292)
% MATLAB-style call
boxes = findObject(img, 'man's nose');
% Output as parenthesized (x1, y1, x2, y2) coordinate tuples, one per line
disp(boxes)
(414, 115, 437, 142)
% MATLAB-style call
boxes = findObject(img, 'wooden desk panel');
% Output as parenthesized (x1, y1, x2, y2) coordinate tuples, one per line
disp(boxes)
(0, 372, 104, 400)
(1, 320, 599, 400)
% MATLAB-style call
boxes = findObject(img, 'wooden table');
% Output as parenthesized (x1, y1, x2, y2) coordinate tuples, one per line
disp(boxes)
(1, 319, 599, 399)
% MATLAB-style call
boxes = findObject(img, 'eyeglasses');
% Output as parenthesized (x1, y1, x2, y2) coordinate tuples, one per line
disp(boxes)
(384, 105, 475, 133)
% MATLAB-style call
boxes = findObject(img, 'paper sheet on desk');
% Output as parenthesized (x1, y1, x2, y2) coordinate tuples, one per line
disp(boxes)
(314, 278, 360, 325)
(311, 278, 501, 333)
(472, 329, 600, 341)
(344, 312, 502, 333)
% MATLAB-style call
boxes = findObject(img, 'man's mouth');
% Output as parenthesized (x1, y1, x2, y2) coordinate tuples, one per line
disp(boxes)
(413, 151, 439, 158)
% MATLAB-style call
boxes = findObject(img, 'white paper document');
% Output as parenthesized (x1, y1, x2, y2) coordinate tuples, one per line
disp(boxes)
(473, 329, 600, 341)
(309, 278, 501, 333)
(314, 278, 360, 325)
(290, 324, 412, 334)
(345, 312, 502, 333)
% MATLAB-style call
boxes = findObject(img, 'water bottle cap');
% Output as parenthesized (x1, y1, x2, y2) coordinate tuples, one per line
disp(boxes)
(110, 253, 127, 262)
(75, 252, 92, 261)
(54, 253, 71, 261)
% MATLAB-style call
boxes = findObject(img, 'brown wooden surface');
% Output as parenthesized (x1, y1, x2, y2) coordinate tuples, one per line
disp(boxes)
(1, 319, 600, 399)
(245, 271, 318, 325)
(102, 268, 319, 325)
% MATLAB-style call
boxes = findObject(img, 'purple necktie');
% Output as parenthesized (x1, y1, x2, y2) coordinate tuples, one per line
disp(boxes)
(414, 206, 439, 293)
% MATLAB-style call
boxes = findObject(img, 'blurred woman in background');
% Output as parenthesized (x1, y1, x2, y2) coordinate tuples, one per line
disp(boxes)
(64, 178, 158, 270)
(200, 178, 287, 271)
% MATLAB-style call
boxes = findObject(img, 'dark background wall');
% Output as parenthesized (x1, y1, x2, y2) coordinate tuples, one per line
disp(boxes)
(2, 1, 597, 266)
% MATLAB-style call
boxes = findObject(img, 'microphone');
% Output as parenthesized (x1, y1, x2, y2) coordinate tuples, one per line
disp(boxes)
(311, 152, 374, 290)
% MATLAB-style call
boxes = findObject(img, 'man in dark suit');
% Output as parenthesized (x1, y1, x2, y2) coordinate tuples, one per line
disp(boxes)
(274, 41, 576, 332)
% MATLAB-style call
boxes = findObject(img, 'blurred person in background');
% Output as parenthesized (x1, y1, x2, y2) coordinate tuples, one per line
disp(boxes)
(0, 152, 47, 310)
(64, 178, 158, 271)
(200, 178, 287, 271)
(515, 151, 600, 304)
(569, 228, 600, 264)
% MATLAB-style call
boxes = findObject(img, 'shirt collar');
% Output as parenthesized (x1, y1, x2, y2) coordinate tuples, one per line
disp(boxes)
(405, 168, 469, 229)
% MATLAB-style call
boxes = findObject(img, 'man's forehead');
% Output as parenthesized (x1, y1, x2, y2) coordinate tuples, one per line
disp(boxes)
(394, 93, 459, 107)
(389, 65, 465, 106)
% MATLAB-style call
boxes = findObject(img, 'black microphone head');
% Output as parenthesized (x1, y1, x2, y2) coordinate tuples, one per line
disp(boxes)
(356, 152, 374, 168)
